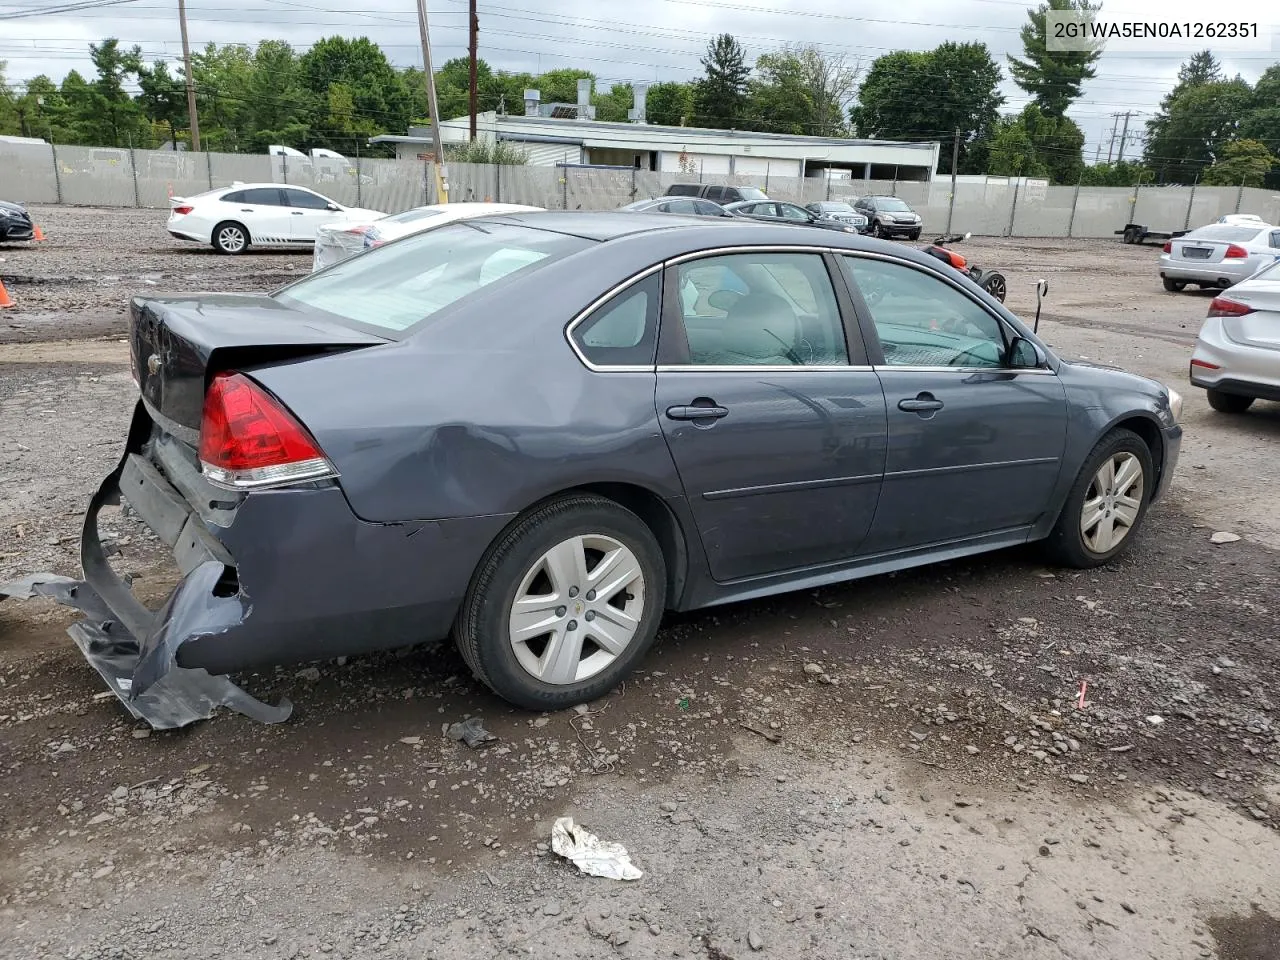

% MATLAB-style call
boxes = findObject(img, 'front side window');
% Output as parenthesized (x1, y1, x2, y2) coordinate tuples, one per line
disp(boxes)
(663, 198, 698, 214)
(674, 253, 847, 367)
(779, 203, 810, 221)
(275, 221, 591, 334)
(285, 189, 333, 210)
(571, 273, 659, 366)
(841, 256, 1007, 368)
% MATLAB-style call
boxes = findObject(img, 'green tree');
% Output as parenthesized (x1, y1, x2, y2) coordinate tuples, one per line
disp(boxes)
(1007, 0, 1101, 118)
(1239, 65, 1280, 187)
(536, 68, 596, 106)
(744, 45, 855, 135)
(0, 61, 18, 136)
(592, 82, 633, 122)
(692, 34, 749, 128)
(1144, 78, 1253, 184)
(645, 81, 692, 126)
(987, 104, 1083, 182)
(189, 42, 255, 150)
(851, 42, 1003, 174)
(1078, 160, 1152, 186)
(1201, 139, 1277, 187)
(246, 40, 312, 151)
(80, 38, 146, 146)
(299, 36, 411, 148)
(136, 60, 187, 146)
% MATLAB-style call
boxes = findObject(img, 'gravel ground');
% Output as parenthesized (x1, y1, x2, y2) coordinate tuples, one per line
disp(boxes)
(2, 208, 1280, 960)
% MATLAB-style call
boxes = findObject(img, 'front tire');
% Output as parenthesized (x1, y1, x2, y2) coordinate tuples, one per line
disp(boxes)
(872, 221, 886, 239)
(908, 230, 921, 241)
(212, 221, 250, 255)
(1043, 428, 1153, 568)
(453, 494, 667, 711)
(1162, 277, 1186, 292)
(1206, 389, 1254, 413)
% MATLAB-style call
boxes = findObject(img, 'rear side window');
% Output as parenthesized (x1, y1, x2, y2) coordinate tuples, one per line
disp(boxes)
(1189, 224, 1265, 242)
(241, 188, 284, 205)
(1270, 231, 1280, 249)
(222, 190, 246, 203)
(693, 200, 723, 216)
(275, 221, 591, 335)
(664, 198, 698, 214)
(570, 273, 660, 367)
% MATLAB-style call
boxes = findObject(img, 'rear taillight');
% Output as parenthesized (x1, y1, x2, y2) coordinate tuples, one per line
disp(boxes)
(198, 372, 336, 489)
(172, 205, 194, 216)
(1224, 244, 1248, 259)
(1207, 297, 1254, 318)
(1162, 241, 1172, 253)
(1190, 358, 1221, 370)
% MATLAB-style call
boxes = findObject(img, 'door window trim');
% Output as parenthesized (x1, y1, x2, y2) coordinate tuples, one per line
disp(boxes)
(835, 249, 1057, 375)
(564, 264, 664, 372)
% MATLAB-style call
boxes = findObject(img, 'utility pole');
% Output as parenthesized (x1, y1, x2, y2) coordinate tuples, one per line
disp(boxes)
(178, 0, 201, 151)
(1116, 111, 1132, 163)
(1105, 113, 1119, 164)
(468, 0, 478, 141)
(945, 128, 960, 234)
(415, 0, 449, 202)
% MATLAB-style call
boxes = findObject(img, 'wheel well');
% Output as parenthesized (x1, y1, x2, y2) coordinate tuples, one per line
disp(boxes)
(571, 482, 690, 608)
(1113, 416, 1164, 491)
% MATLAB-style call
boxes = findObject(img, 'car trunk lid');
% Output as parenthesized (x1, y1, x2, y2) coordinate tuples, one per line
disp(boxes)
(130, 293, 386, 434)
(1172, 238, 1234, 263)
(1218, 276, 1280, 351)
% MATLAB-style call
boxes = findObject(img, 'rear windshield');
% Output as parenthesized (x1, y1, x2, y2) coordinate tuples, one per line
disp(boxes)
(274, 221, 590, 334)
(1186, 225, 1264, 242)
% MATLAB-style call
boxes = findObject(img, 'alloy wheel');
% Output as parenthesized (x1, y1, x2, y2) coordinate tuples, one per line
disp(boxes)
(217, 225, 246, 253)
(508, 534, 646, 685)
(1080, 452, 1144, 553)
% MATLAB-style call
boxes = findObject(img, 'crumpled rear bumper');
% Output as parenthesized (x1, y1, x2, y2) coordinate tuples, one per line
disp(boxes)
(0, 417, 291, 729)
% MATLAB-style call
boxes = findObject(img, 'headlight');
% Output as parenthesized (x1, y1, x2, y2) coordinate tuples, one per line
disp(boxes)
(1166, 386, 1183, 423)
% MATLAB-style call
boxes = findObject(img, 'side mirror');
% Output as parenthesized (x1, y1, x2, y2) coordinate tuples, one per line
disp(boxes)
(1007, 336, 1045, 369)
(326, 202, 341, 211)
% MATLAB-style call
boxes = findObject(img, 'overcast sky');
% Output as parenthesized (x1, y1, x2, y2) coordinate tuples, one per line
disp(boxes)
(1, 0, 1276, 159)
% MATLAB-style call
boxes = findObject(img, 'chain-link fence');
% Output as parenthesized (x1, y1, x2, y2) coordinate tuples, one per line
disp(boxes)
(4, 141, 1279, 238)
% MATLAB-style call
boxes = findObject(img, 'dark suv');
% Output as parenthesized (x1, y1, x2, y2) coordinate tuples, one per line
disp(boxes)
(665, 183, 768, 205)
(853, 195, 922, 240)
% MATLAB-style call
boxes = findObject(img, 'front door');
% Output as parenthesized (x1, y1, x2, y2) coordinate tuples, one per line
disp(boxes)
(283, 187, 339, 241)
(657, 250, 887, 582)
(838, 253, 1068, 554)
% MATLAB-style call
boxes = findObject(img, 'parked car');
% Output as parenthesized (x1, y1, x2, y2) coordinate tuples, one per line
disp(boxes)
(0, 200, 35, 242)
(1189, 259, 1280, 413)
(48, 212, 1181, 725)
(665, 183, 768, 205)
(1159, 222, 1280, 292)
(853, 195, 923, 240)
(167, 183, 384, 255)
(723, 199, 862, 234)
(1217, 214, 1268, 226)
(313, 202, 544, 272)
(805, 200, 870, 232)
(619, 197, 731, 217)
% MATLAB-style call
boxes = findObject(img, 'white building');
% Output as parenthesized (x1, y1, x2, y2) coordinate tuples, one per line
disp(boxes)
(370, 81, 939, 182)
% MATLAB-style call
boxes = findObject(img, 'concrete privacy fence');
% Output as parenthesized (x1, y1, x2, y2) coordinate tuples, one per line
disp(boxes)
(3, 141, 1279, 239)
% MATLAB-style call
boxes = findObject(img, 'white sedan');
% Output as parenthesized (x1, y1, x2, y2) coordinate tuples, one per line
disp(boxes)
(311, 201, 544, 272)
(1159, 221, 1280, 292)
(168, 183, 384, 255)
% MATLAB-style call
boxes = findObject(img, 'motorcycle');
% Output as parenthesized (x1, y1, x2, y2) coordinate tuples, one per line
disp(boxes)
(923, 232, 1007, 303)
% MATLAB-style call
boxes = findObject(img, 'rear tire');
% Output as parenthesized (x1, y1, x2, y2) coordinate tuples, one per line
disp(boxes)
(453, 494, 667, 711)
(1042, 428, 1153, 569)
(212, 221, 250, 255)
(1162, 277, 1186, 292)
(982, 272, 1007, 302)
(1206, 389, 1254, 414)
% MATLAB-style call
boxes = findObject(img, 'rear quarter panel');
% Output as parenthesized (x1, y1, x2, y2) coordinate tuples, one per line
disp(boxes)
(251, 242, 684, 523)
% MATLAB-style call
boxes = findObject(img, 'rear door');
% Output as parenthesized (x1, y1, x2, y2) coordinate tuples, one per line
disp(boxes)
(838, 253, 1068, 554)
(284, 188, 339, 241)
(656, 249, 887, 582)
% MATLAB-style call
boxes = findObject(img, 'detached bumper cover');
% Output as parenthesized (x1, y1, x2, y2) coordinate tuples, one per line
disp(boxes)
(0, 447, 291, 729)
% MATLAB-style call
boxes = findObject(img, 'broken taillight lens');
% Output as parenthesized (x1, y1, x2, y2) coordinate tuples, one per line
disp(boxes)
(1224, 244, 1248, 259)
(172, 205, 194, 215)
(198, 372, 337, 489)
(1207, 297, 1254, 318)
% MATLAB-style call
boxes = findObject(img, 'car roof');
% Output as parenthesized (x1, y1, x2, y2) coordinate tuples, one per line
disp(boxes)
(484, 210, 743, 241)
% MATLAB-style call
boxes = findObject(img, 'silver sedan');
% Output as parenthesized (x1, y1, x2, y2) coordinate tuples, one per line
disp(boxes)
(1159, 222, 1280, 292)
(1190, 259, 1280, 412)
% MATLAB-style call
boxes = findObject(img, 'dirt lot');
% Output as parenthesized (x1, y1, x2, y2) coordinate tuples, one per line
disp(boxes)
(2, 207, 1280, 960)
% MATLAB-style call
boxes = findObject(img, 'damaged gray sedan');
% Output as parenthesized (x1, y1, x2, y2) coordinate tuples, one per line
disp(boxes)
(9, 211, 1182, 727)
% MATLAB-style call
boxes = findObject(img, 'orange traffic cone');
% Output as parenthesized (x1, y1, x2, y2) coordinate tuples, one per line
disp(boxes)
(0, 280, 15, 309)
(33, 224, 46, 242)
